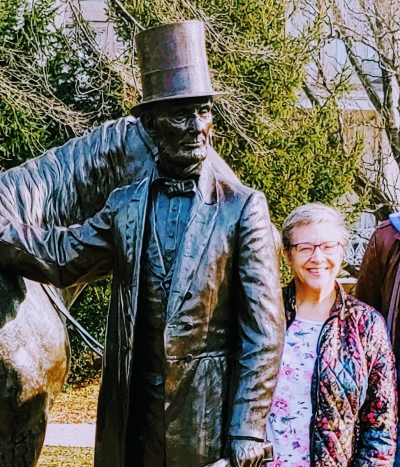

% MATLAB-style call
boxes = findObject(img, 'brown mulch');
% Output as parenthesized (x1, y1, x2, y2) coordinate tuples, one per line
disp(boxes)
(37, 447, 93, 467)
(48, 383, 100, 424)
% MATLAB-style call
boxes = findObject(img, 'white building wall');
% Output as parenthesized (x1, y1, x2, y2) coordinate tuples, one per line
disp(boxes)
(56, 0, 119, 56)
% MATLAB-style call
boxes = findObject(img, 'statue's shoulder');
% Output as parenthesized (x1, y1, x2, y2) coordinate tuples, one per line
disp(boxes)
(212, 165, 261, 199)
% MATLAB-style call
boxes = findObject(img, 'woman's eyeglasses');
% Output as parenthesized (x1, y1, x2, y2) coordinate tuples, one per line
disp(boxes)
(290, 241, 342, 257)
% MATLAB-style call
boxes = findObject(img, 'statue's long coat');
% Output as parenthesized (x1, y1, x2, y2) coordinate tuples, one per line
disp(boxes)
(0, 117, 285, 466)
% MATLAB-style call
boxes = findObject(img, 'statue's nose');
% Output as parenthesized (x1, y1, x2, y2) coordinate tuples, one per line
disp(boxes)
(188, 115, 203, 133)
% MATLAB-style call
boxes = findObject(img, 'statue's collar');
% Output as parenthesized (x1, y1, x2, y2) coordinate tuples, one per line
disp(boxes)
(150, 160, 215, 205)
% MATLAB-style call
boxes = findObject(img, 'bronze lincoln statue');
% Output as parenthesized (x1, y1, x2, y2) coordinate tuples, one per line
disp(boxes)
(0, 20, 284, 467)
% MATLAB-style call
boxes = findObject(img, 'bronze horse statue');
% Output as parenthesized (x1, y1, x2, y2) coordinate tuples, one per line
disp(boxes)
(0, 117, 236, 466)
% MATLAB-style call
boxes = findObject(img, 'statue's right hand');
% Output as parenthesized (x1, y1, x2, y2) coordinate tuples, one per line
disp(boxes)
(226, 439, 266, 467)
(204, 459, 232, 467)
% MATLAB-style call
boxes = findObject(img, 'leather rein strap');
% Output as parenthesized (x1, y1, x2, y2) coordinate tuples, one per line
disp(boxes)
(42, 284, 104, 357)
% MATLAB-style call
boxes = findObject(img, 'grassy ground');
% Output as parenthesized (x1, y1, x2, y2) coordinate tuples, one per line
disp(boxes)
(37, 447, 93, 467)
(37, 383, 99, 467)
(48, 384, 99, 423)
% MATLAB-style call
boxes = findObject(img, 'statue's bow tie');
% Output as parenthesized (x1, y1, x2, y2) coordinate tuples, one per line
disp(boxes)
(162, 178, 197, 198)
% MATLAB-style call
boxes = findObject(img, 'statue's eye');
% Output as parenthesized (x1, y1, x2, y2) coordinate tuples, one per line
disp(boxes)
(199, 108, 210, 118)
(172, 112, 186, 122)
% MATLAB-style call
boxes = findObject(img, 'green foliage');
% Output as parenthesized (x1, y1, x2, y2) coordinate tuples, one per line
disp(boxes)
(0, 0, 124, 169)
(0, 0, 65, 165)
(110, 0, 364, 232)
(67, 280, 110, 386)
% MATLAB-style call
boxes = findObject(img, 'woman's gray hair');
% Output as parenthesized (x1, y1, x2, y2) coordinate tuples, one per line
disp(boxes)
(282, 202, 350, 250)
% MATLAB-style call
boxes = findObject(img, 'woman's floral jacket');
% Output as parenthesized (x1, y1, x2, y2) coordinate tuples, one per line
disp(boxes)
(283, 281, 398, 467)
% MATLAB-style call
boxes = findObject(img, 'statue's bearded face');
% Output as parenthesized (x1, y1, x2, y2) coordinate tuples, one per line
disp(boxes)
(152, 98, 213, 168)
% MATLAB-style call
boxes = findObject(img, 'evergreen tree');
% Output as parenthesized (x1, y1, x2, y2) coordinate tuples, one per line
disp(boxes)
(0, 0, 124, 169)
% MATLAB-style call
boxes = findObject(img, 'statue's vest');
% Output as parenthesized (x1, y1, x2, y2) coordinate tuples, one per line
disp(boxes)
(128, 194, 182, 464)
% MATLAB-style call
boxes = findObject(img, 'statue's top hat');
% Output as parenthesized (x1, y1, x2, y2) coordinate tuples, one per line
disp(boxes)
(131, 20, 225, 116)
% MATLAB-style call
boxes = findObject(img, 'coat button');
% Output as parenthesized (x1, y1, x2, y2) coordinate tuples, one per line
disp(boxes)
(183, 323, 193, 331)
(185, 354, 193, 363)
(184, 292, 192, 300)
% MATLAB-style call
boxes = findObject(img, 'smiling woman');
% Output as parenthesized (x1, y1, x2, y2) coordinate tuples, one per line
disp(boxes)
(282, 205, 350, 322)
(265, 202, 398, 467)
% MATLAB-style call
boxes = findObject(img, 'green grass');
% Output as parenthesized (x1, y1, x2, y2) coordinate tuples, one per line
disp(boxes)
(37, 447, 93, 466)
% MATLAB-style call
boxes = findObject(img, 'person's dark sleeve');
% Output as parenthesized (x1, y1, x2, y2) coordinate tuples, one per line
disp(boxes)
(227, 191, 285, 441)
(0, 196, 116, 288)
(356, 232, 383, 312)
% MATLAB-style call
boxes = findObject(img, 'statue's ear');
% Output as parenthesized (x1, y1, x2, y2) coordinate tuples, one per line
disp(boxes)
(141, 111, 158, 138)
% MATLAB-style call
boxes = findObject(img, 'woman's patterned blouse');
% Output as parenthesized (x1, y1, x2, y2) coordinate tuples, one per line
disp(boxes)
(280, 281, 398, 467)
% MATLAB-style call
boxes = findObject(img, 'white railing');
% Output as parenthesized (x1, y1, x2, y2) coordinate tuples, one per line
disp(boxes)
(344, 227, 375, 267)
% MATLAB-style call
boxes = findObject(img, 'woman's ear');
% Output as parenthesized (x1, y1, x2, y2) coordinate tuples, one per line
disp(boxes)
(283, 248, 292, 265)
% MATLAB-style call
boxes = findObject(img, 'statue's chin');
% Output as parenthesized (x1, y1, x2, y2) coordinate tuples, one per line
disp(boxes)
(164, 149, 207, 169)
(175, 152, 206, 167)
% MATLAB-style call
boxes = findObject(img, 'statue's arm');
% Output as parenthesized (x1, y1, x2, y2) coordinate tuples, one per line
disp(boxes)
(228, 191, 285, 441)
(0, 194, 118, 288)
